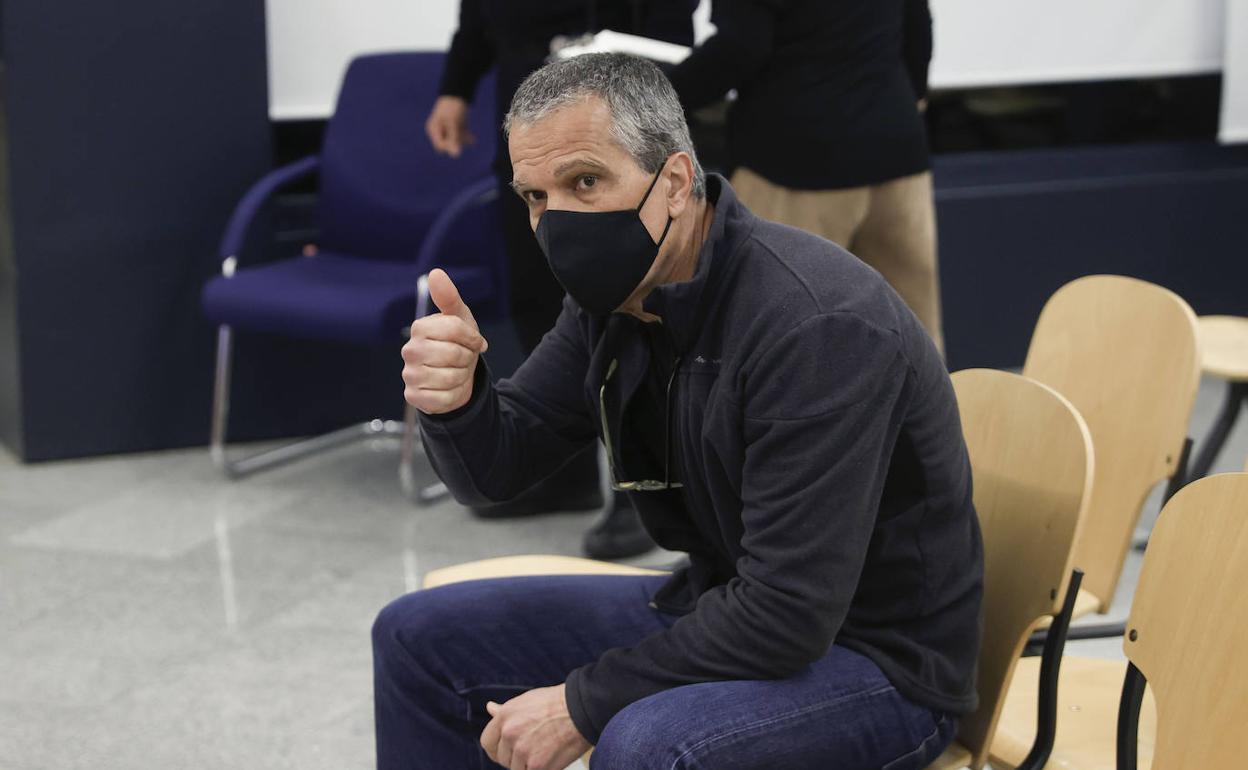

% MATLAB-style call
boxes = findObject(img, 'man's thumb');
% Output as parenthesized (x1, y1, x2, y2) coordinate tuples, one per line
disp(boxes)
(428, 268, 487, 351)
(429, 268, 471, 321)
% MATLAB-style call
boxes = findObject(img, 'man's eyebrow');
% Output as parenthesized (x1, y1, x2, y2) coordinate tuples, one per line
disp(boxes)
(510, 158, 610, 197)
(552, 157, 610, 178)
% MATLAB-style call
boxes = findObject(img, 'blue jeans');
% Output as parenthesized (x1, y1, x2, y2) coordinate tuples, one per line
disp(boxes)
(373, 574, 955, 770)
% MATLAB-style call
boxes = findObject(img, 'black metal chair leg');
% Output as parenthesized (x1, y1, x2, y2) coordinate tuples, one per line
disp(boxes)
(1116, 661, 1148, 770)
(1018, 569, 1085, 770)
(1188, 381, 1248, 480)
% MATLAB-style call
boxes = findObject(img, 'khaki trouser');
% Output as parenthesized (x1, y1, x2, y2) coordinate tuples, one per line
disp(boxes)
(731, 167, 945, 354)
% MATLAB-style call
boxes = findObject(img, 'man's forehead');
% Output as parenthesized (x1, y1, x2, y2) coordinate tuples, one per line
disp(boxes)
(508, 98, 626, 174)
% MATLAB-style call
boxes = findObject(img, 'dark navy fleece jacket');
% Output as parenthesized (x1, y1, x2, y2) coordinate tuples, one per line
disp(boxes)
(420, 174, 984, 744)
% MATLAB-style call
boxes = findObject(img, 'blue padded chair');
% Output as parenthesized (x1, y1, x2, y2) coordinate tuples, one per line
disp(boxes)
(202, 52, 504, 495)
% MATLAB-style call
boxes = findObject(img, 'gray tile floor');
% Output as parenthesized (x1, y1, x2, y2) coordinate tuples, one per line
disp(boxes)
(1, 375, 1245, 769)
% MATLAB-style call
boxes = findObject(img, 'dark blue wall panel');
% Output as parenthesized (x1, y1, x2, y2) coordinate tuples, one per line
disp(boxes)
(0, 98, 19, 454)
(2, 0, 273, 460)
(936, 143, 1248, 371)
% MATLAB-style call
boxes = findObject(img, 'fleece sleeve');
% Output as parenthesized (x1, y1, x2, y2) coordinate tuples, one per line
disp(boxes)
(438, 0, 496, 101)
(666, 0, 788, 112)
(418, 298, 599, 506)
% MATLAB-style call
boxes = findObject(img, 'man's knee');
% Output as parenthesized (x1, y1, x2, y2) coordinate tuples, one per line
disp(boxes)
(592, 695, 691, 770)
(371, 586, 458, 665)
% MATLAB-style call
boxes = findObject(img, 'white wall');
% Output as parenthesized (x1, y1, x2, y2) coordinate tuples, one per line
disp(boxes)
(1220, 0, 1248, 143)
(264, 0, 459, 120)
(267, 0, 1236, 140)
(264, 0, 713, 120)
(928, 0, 1224, 89)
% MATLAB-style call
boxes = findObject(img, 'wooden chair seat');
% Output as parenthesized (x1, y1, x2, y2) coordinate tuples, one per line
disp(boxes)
(1196, 315, 1248, 382)
(422, 554, 666, 589)
(990, 656, 1156, 770)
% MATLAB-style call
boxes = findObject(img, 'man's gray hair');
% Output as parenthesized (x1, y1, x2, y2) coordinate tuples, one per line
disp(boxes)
(504, 53, 706, 199)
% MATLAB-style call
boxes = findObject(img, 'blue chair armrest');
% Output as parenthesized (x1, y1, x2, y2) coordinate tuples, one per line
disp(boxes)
(413, 175, 503, 317)
(217, 155, 321, 267)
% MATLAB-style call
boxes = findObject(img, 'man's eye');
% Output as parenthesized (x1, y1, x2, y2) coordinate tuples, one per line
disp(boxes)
(524, 190, 546, 203)
(576, 175, 598, 190)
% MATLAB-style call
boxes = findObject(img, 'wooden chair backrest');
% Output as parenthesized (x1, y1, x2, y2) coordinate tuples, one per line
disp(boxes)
(1023, 275, 1200, 612)
(1125, 472, 1248, 770)
(951, 369, 1095, 769)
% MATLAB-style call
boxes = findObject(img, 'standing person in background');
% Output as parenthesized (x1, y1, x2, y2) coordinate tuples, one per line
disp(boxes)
(668, 0, 945, 353)
(423, 0, 699, 559)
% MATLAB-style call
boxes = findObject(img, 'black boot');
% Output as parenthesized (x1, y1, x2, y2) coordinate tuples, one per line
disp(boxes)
(582, 493, 656, 560)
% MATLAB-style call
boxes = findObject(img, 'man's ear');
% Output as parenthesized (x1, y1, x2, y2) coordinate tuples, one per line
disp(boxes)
(664, 152, 696, 217)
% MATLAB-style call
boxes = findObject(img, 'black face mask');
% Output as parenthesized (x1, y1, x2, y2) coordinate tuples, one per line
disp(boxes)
(534, 170, 673, 315)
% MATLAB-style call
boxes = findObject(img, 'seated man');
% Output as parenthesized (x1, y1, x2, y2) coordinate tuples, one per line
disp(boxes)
(375, 53, 983, 770)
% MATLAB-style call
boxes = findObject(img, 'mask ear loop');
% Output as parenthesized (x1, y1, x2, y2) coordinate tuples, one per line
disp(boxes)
(637, 168, 674, 248)
(653, 214, 674, 249)
(636, 167, 665, 211)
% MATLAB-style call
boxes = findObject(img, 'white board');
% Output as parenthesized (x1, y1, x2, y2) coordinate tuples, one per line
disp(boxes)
(1221, 0, 1248, 143)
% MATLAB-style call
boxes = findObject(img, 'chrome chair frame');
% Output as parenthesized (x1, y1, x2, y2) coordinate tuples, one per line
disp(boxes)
(207, 170, 501, 504)
(210, 264, 457, 504)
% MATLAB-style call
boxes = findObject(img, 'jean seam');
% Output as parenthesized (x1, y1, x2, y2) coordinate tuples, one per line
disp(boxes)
(458, 683, 536, 769)
(669, 683, 898, 770)
(880, 714, 947, 770)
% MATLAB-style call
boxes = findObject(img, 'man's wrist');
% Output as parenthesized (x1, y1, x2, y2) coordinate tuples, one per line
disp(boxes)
(562, 668, 600, 745)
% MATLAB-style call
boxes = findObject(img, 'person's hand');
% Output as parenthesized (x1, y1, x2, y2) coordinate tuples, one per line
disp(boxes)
(402, 268, 488, 415)
(480, 684, 591, 770)
(426, 95, 475, 157)
(917, 97, 929, 113)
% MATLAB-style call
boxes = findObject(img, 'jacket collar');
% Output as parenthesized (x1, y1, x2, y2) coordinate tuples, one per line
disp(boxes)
(639, 173, 753, 353)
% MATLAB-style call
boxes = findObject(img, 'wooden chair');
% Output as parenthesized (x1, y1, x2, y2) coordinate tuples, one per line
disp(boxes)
(987, 276, 1200, 766)
(423, 554, 665, 589)
(1021, 276, 1201, 624)
(992, 472, 1248, 770)
(1187, 315, 1248, 479)
(424, 369, 1095, 770)
(926, 369, 1094, 770)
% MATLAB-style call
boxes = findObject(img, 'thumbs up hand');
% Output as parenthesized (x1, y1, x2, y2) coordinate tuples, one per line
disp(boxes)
(402, 269, 489, 415)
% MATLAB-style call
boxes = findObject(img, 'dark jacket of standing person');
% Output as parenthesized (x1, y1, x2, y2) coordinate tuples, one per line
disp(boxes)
(438, 0, 700, 176)
(669, 0, 933, 189)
